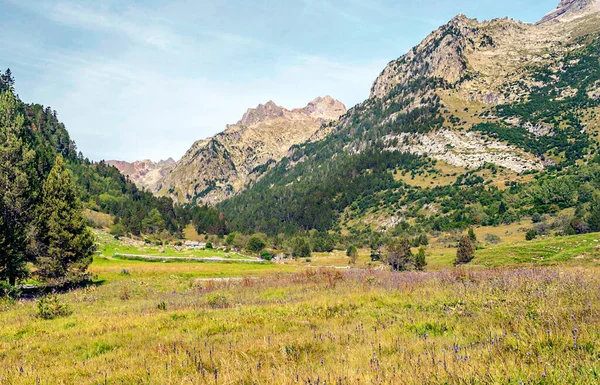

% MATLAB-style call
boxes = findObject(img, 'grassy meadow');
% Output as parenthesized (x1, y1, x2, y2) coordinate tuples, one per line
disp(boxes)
(1, 232, 600, 384)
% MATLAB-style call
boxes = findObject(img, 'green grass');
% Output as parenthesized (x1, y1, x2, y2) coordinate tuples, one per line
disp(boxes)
(96, 232, 252, 260)
(1, 266, 599, 384)
(475, 233, 600, 267)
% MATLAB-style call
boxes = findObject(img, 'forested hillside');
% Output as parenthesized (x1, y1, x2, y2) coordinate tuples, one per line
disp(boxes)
(220, 7, 600, 243)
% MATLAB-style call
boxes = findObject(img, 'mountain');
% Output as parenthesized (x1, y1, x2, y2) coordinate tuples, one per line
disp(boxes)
(538, 0, 600, 23)
(155, 96, 346, 204)
(219, 0, 600, 236)
(106, 158, 175, 191)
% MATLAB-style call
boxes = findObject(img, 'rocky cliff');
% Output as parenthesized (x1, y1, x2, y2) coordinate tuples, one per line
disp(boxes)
(155, 96, 346, 204)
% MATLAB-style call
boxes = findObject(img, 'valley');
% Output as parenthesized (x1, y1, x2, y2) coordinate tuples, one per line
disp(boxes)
(2, 0, 600, 384)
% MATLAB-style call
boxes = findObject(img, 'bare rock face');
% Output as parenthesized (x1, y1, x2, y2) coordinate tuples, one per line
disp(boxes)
(106, 158, 175, 191)
(538, 0, 600, 24)
(156, 97, 346, 204)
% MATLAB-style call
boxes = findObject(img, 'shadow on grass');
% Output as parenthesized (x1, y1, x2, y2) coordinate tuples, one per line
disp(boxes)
(18, 279, 106, 299)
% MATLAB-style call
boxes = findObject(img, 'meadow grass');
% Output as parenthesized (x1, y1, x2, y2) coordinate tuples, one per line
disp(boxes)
(1, 264, 599, 384)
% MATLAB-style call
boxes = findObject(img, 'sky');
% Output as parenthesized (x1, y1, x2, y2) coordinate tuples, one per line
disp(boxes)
(0, 0, 559, 162)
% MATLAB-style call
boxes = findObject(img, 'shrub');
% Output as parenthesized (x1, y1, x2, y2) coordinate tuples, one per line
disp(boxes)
(455, 236, 475, 266)
(260, 250, 273, 261)
(484, 234, 502, 245)
(0, 282, 21, 299)
(532, 212, 544, 223)
(157, 301, 167, 311)
(526, 229, 538, 241)
(207, 294, 230, 309)
(37, 295, 72, 319)
(206, 242, 213, 249)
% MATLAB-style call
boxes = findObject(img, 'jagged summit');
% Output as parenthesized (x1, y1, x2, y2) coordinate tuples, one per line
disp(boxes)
(236, 97, 346, 127)
(538, 0, 600, 24)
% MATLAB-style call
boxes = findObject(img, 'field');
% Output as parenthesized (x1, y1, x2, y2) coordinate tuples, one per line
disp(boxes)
(96, 231, 253, 261)
(1, 233, 600, 384)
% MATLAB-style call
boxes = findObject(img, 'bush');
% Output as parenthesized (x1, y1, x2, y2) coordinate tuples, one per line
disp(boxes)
(484, 234, 502, 245)
(0, 282, 21, 299)
(526, 229, 538, 241)
(207, 294, 230, 309)
(532, 212, 544, 223)
(37, 295, 72, 319)
(455, 236, 474, 266)
(205, 242, 213, 249)
(260, 250, 273, 261)
(157, 301, 167, 311)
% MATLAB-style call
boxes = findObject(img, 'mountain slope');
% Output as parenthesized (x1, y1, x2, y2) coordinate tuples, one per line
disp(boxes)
(219, 0, 600, 236)
(106, 158, 175, 191)
(155, 96, 346, 204)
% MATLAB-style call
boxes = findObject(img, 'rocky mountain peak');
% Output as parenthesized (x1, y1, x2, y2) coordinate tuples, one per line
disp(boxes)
(238, 101, 286, 127)
(538, 0, 600, 24)
(303, 96, 347, 121)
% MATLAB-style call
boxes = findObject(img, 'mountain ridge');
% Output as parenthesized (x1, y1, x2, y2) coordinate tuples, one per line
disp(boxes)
(153, 96, 347, 204)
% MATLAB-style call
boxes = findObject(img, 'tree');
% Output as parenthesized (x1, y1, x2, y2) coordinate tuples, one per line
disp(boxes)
(468, 228, 477, 243)
(384, 238, 413, 271)
(587, 196, 600, 233)
(33, 155, 96, 284)
(247, 235, 266, 254)
(0, 90, 36, 285)
(142, 208, 166, 234)
(415, 246, 427, 271)
(455, 236, 475, 266)
(292, 237, 311, 258)
(347, 245, 358, 265)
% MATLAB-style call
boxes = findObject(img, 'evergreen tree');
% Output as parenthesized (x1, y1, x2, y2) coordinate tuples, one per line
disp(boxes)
(415, 246, 427, 271)
(468, 228, 477, 243)
(455, 236, 475, 266)
(347, 245, 358, 265)
(587, 196, 600, 233)
(33, 155, 95, 284)
(0, 91, 36, 285)
(142, 208, 166, 234)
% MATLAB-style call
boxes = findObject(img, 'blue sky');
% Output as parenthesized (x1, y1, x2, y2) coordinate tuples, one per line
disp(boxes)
(1, 0, 559, 161)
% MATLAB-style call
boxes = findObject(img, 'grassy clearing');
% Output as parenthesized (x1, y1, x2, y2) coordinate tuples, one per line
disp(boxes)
(475, 232, 600, 267)
(96, 232, 251, 260)
(1, 267, 599, 384)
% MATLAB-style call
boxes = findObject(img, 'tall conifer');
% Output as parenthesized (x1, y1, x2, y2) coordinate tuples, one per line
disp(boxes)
(33, 155, 95, 283)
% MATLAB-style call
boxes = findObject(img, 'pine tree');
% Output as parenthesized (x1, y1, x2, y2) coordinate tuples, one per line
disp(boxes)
(33, 155, 95, 284)
(455, 236, 475, 266)
(0, 90, 36, 285)
(415, 246, 427, 271)
(587, 196, 600, 233)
